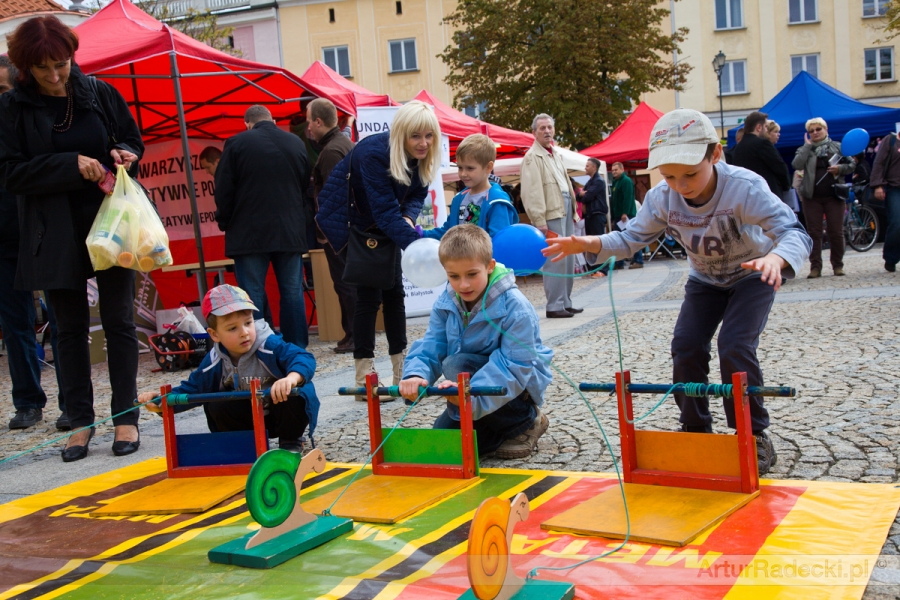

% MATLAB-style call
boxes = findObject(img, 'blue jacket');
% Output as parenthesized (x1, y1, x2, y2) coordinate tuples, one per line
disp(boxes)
(403, 266, 553, 421)
(169, 321, 320, 435)
(315, 132, 428, 252)
(423, 182, 518, 240)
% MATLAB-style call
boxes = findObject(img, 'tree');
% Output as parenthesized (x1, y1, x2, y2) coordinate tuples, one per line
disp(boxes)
(439, 0, 690, 147)
(880, 0, 900, 39)
(134, 0, 239, 55)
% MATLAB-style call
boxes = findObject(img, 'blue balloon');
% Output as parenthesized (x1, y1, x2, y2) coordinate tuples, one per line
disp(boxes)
(492, 224, 547, 273)
(841, 128, 870, 157)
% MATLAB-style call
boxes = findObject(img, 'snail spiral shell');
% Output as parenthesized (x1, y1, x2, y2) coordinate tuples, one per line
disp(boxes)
(467, 497, 511, 600)
(245, 449, 301, 528)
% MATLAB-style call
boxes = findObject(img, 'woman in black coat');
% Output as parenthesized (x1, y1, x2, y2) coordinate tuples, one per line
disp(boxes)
(0, 16, 145, 462)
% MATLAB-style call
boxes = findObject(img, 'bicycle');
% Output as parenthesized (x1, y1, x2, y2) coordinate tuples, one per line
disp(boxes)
(834, 181, 880, 252)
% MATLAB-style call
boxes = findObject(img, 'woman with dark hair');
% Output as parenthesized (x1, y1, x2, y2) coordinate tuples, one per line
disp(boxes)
(0, 16, 145, 462)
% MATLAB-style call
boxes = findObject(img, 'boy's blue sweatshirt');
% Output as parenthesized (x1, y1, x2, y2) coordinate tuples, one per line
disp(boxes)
(168, 321, 320, 434)
(403, 265, 553, 421)
(423, 182, 518, 240)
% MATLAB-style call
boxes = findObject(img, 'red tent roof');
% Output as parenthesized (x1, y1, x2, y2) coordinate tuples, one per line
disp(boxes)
(74, 0, 332, 141)
(582, 102, 665, 168)
(299, 61, 395, 115)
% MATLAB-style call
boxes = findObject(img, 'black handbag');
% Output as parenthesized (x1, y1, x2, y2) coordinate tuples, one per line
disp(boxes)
(341, 152, 398, 289)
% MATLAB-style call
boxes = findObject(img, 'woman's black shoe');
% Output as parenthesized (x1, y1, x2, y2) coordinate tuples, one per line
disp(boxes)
(62, 426, 95, 463)
(112, 427, 140, 457)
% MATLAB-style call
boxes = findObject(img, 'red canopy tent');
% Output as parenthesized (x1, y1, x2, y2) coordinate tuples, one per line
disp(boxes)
(412, 90, 533, 159)
(299, 61, 396, 115)
(73, 0, 335, 300)
(581, 102, 665, 169)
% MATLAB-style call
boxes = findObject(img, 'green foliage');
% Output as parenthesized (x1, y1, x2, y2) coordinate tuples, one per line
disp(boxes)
(134, 0, 240, 56)
(880, 0, 900, 40)
(439, 0, 690, 147)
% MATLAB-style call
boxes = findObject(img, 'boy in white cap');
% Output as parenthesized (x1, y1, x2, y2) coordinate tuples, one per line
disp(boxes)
(138, 284, 319, 452)
(543, 109, 811, 474)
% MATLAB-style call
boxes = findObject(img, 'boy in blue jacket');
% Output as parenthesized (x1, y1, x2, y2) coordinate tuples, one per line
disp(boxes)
(138, 285, 319, 452)
(424, 134, 518, 240)
(399, 225, 552, 459)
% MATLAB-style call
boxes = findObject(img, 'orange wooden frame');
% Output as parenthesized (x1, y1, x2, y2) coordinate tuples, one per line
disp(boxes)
(367, 372, 478, 479)
(616, 370, 758, 494)
(161, 378, 268, 479)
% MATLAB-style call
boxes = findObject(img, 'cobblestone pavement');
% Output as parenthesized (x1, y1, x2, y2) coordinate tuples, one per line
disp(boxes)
(1, 249, 898, 597)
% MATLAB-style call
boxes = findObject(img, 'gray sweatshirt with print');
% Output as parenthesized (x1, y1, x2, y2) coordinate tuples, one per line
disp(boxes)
(590, 162, 812, 287)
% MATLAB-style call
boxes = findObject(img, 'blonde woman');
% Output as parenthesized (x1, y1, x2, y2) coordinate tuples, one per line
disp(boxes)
(316, 101, 442, 396)
(765, 120, 781, 145)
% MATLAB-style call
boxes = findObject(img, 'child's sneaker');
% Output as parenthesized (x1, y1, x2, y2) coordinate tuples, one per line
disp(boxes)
(494, 410, 549, 459)
(755, 430, 777, 475)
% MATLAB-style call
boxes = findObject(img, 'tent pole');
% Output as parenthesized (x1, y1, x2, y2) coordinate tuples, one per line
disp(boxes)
(169, 51, 208, 298)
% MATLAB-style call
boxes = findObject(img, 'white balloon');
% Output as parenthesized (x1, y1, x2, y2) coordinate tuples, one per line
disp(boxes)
(401, 238, 447, 288)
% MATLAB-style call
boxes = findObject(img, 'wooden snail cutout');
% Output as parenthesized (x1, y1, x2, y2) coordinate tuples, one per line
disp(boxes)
(245, 448, 326, 549)
(462, 493, 575, 600)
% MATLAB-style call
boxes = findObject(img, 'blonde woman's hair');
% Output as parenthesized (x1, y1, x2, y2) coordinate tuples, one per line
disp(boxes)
(389, 100, 442, 186)
(805, 117, 827, 132)
(765, 120, 780, 134)
(439, 223, 493, 266)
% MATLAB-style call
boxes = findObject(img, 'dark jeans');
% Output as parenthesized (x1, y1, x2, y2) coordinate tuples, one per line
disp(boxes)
(352, 249, 406, 359)
(233, 252, 308, 348)
(204, 392, 310, 441)
(801, 195, 844, 270)
(46, 267, 139, 429)
(584, 213, 606, 271)
(324, 242, 356, 341)
(432, 353, 537, 454)
(883, 186, 900, 267)
(0, 256, 47, 411)
(671, 277, 773, 433)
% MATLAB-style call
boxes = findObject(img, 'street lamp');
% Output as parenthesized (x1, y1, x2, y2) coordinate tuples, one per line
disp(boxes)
(712, 50, 727, 139)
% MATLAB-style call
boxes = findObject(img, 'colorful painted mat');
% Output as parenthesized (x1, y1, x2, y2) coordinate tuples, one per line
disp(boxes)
(1, 457, 898, 599)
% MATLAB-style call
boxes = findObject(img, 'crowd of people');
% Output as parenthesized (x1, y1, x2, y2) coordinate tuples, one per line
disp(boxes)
(0, 15, 895, 476)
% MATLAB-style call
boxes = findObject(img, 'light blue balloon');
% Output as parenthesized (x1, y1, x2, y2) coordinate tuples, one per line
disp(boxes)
(493, 224, 547, 273)
(401, 237, 447, 288)
(841, 128, 870, 157)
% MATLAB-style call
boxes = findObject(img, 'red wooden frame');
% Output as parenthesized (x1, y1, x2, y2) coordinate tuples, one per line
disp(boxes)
(367, 372, 478, 479)
(161, 378, 269, 478)
(616, 370, 758, 494)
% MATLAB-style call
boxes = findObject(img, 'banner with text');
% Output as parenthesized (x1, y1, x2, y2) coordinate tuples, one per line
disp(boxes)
(138, 140, 223, 242)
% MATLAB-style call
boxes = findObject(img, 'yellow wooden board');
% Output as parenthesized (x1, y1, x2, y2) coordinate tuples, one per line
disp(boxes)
(301, 474, 480, 524)
(91, 476, 246, 516)
(540, 482, 759, 546)
(634, 430, 743, 476)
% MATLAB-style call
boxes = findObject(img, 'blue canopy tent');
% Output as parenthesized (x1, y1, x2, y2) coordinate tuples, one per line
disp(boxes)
(726, 71, 900, 150)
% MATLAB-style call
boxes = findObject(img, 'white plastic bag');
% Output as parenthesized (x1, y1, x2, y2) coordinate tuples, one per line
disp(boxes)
(86, 165, 173, 272)
(174, 306, 206, 335)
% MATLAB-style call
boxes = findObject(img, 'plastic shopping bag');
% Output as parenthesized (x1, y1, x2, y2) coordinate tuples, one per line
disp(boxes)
(174, 306, 206, 335)
(86, 165, 173, 272)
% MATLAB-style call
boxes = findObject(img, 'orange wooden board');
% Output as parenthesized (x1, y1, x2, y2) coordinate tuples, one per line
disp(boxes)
(540, 482, 759, 546)
(91, 476, 246, 516)
(634, 430, 743, 476)
(301, 474, 480, 524)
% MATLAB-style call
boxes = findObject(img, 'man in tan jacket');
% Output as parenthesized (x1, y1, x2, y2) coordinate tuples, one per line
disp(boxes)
(521, 114, 580, 318)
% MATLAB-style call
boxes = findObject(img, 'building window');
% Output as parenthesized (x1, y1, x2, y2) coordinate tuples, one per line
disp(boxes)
(789, 0, 817, 23)
(396, 1, 402, 14)
(719, 60, 747, 95)
(323, 46, 351, 77)
(863, 0, 890, 17)
(865, 47, 894, 82)
(715, 0, 743, 29)
(791, 54, 819, 79)
(463, 101, 487, 118)
(329, 8, 335, 22)
(389, 39, 417, 72)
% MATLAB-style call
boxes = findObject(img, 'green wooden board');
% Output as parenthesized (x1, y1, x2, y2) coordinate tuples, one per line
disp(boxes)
(207, 515, 353, 569)
(381, 427, 480, 474)
(457, 579, 575, 600)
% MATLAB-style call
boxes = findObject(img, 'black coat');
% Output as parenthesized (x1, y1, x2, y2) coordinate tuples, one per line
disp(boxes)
(578, 173, 608, 217)
(731, 133, 791, 195)
(214, 120, 311, 256)
(0, 64, 144, 291)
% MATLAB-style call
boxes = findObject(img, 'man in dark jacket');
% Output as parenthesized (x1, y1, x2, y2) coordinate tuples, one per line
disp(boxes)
(307, 98, 356, 353)
(577, 158, 608, 275)
(215, 105, 311, 348)
(731, 111, 791, 197)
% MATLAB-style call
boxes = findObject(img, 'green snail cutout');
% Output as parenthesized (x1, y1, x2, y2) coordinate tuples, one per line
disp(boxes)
(244, 448, 327, 550)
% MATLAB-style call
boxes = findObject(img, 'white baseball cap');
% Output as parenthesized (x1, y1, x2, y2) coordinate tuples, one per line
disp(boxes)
(647, 109, 721, 169)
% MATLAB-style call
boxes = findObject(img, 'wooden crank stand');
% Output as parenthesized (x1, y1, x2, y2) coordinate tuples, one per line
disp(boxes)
(542, 371, 797, 547)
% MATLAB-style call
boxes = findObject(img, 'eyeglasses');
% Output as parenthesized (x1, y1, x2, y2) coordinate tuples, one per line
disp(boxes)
(808, 127, 825, 133)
